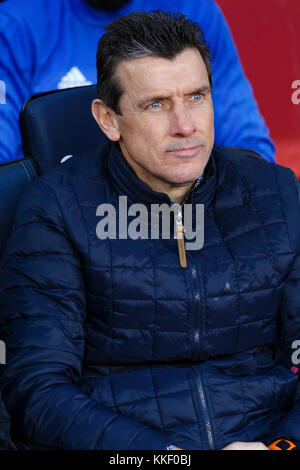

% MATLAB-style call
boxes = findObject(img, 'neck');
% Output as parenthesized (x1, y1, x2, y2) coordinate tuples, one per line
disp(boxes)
(153, 181, 194, 204)
(118, 144, 195, 204)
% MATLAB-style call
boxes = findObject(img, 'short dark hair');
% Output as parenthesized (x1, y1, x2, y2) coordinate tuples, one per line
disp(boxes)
(96, 10, 212, 114)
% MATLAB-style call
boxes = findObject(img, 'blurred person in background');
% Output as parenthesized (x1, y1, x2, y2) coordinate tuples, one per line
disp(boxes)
(0, 0, 275, 164)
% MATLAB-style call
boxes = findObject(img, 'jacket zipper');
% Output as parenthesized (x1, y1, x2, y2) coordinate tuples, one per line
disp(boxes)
(173, 180, 213, 447)
(172, 174, 203, 268)
(190, 261, 214, 448)
(174, 205, 187, 268)
(193, 366, 215, 449)
(191, 258, 206, 360)
(191, 264, 200, 355)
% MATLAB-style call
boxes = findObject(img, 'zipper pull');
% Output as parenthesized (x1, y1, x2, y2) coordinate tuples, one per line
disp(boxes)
(175, 206, 187, 268)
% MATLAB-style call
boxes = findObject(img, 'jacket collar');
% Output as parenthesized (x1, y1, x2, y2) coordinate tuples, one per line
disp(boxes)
(106, 141, 217, 211)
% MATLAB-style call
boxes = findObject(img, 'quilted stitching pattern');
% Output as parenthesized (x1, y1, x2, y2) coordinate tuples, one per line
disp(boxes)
(0, 144, 299, 449)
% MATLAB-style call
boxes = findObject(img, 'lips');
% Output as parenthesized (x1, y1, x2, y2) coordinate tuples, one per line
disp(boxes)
(166, 145, 202, 158)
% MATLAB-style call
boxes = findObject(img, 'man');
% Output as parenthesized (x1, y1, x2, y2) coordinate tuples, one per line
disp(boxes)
(0, 11, 299, 451)
(0, 0, 275, 164)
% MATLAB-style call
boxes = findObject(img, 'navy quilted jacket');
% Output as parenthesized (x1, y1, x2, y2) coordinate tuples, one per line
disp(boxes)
(0, 143, 300, 450)
(0, 390, 16, 450)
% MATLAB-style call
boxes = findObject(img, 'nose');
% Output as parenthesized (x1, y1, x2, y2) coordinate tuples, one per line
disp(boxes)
(169, 103, 196, 137)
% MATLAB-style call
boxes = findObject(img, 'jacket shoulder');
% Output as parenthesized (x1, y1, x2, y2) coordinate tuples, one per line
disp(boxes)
(213, 144, 297, 188)
(35, 143, 108, 189)
(214, 145, 300, 248)
(13, 144, 109, 228)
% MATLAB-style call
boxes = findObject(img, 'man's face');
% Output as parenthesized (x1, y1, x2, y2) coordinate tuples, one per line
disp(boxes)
(114, 48, 214, 192)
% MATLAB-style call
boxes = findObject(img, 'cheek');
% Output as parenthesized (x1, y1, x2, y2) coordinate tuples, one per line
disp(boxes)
(129, 118, 165, 149)
(119, 122, 160, 166)
(194, 104, 214, 126)
(122, 113, 161, 136)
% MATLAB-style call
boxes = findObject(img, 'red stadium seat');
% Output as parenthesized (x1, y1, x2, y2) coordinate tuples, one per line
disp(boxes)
(216, 0, 300, 177)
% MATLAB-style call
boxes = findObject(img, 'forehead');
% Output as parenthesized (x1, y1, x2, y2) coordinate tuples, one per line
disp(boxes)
(116, 47, 210, 99)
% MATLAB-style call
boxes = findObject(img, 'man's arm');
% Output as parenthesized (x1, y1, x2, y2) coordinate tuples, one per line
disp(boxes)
(222, 169, 300, 451)
(0, 391, 16, 450)
(265, 172, 300, 444)
(266, 252, 300, 444)
(198, 0, 275, 161)
(0, 178, 170, 450)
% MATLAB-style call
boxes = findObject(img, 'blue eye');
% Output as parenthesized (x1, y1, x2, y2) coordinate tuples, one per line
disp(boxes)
(192, 94, 202, 101)
(149, 102, 160, 109)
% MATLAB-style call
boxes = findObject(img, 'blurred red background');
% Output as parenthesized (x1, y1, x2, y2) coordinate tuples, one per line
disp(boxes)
(216, 0, 300, 177)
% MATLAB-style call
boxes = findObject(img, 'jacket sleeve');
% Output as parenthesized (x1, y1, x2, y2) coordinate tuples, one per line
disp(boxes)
(268, 173, 300, 443)
(0, 390, 16, 450)
(0, 178, 170, 450)
(199, 0, 275, 162)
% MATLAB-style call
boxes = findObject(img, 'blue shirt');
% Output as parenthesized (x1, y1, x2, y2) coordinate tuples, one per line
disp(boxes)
(0, 0, 275, 163)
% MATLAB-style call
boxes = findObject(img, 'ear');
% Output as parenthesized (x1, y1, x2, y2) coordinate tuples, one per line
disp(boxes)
(91, 99, 120, 141)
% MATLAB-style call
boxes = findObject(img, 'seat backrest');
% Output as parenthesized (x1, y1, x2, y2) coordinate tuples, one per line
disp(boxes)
(19, 85, 108, 175)
(0, 158, 37, 258)
(1, 85, 106, 258)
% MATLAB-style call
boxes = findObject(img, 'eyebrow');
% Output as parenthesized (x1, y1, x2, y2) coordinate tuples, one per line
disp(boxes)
(137, 85, 211, 108)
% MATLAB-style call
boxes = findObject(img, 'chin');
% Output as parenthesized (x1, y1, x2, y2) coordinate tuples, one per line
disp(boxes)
(164, 172, 201, 186)
(168, 166, 205, 184)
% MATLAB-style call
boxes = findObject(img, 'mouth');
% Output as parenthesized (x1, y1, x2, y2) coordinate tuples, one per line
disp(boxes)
(166, 145, 203, 158)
